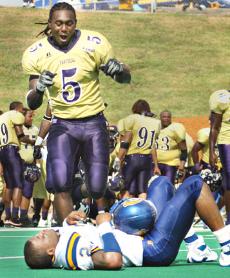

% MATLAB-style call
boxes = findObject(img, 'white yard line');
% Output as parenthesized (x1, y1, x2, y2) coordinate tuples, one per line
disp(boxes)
(0, 256, 24, 260)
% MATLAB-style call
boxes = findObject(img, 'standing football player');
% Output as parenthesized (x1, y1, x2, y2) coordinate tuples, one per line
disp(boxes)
(22, 2, 131, 224)
(0, 102, 35, 227)
(19, 108, 38, 227)
(115, 99, 161, 199)
(209, 89, 230, 225)
(156, 110, 188, 185)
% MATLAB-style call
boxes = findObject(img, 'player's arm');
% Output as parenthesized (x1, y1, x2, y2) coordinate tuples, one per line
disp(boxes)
(92, 213, 122, 270)
(191, 141, 204, 172)
(100, 59, 131, 84)
(113, 131, 132, 172)
(151, 147, 161, 175)
(27, 71, 56, 110)
(14, 125, 35, 145)
(177, 139, 187, 174)
(209, 111, 222, 168)
(33, 103, 52, 159)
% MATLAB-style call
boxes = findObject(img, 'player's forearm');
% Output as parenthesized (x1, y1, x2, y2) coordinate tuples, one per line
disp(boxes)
(20, 135, 35, 145)
(26, 89, 44, 110)
(38, 118, 51, 140)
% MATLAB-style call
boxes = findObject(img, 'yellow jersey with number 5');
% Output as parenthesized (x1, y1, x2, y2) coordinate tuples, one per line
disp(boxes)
(22, 30, 114, 119)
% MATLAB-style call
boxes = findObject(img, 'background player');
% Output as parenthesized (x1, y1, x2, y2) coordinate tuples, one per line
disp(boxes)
(115, 99, 161, 199)
(209, 89, 230, 225)
(156, 110, 188, 185)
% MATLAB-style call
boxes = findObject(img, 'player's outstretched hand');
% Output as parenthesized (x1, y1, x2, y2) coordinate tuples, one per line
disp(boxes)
(66, 211, 87, 225)
(36, 70, 56, 93)
(100, 59, 123, 78)
(96, 212, 112, 225)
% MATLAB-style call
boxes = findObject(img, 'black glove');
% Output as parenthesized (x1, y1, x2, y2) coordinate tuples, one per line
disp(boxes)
(33, 145, 42, 160)
(36, 70, 56, 93)
(100, 59, 123, 78)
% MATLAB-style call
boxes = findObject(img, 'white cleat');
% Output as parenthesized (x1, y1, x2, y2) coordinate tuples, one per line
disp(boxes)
(38, 218, 50, 228)
(219, 244, 230, 267)
(186, 236, 218, 263)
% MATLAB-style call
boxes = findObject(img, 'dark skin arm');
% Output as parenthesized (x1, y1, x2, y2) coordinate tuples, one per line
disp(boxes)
(117, 131, 132, 162)
(15, 125, 35, 145)
(27, 75, 44, 110)
(92, 213, 122, 270)
(37, 103, 52, 139)
(178, 140, 187, 171)
(65, 211, 122, 269)
(191, 141, 204, 172)
(209, 111, 222, 168)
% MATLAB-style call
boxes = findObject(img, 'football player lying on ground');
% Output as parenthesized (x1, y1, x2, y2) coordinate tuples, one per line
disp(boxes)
(24, 175, 230, 269)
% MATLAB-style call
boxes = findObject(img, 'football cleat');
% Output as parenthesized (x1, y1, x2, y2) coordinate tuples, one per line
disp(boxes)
(219, 243, 230, 267)
(186, 235, 218, 263)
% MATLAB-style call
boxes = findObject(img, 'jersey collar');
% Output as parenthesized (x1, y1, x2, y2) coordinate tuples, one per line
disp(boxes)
(48, 30, 81, 53)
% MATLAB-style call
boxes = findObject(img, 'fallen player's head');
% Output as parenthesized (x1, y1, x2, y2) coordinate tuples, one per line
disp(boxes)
(24, 229, 59, 269)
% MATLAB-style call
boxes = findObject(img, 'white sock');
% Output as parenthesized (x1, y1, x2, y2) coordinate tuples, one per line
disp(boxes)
(213, 224, 230, 245)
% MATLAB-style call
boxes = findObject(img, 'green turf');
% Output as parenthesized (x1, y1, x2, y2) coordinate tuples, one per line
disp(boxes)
(0, 229, 229, 278)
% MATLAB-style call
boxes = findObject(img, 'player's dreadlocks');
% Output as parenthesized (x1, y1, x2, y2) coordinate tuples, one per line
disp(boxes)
(36, 2, 77, 37)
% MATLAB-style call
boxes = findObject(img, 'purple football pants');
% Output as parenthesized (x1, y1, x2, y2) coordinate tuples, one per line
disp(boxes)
(46, 114, 109, 200)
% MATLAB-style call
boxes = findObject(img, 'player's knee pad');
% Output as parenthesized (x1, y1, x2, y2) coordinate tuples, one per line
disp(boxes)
(147, 175, 174, 205)
(22, 183, 34, 199)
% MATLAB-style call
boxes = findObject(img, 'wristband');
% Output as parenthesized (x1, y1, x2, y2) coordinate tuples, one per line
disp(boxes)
(35, 136, 43, 146)
(120, 141, 129, 150)
(43, 115, 52, 121)
(98, 222, 121, 253)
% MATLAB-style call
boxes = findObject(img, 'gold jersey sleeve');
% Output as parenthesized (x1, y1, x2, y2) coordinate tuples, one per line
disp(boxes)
(117, 118, 126, 136)
(22, 30, 115, 119)
(209, 90, 230, 144)
(197, 127, 210, 164)
(0, 111, 25, 147)
(121, 114, 161, 155)
(156, 123, 186, 166)
(19, 125, 39, 163)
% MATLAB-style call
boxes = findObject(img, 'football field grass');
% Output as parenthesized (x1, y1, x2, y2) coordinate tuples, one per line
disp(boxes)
(1, 7, 230, 125)
(0, 228, 229, 278)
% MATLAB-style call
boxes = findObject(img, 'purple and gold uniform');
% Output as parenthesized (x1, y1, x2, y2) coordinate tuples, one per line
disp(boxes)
(209, 90, 230, 190)
(22, 30, 113, 197)
(156, 123, 186, 183)
(117, 114, 161, 195)
(19, 124, 39, 199)
(0, 111, 25, 189)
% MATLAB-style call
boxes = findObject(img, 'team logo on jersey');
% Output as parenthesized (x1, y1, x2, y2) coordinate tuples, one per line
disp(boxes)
(122, 198, 143, 207)
(46, 52, 51, 58)
(29, 43, 43, 53)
